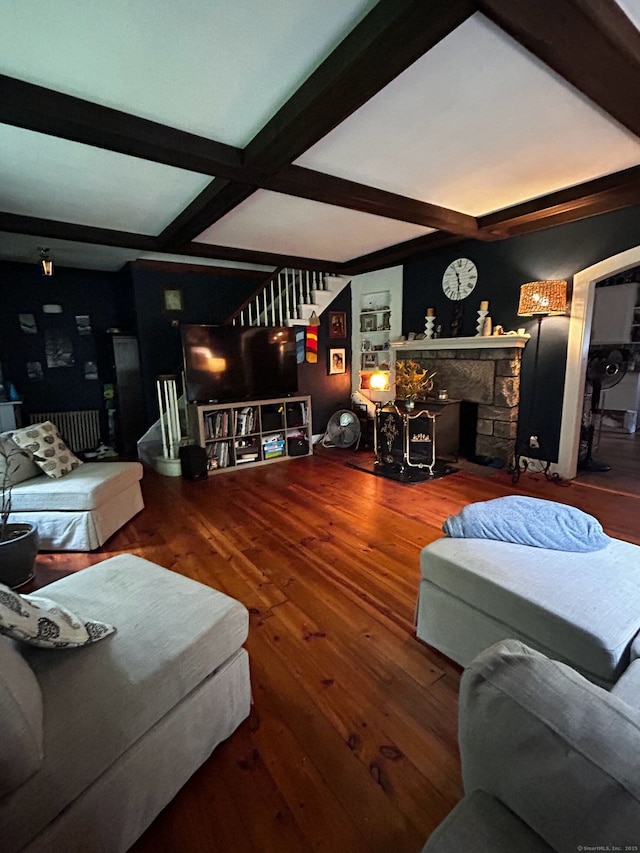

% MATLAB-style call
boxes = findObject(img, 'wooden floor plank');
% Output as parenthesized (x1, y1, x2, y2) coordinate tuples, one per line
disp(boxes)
(27, 446, 640, 852)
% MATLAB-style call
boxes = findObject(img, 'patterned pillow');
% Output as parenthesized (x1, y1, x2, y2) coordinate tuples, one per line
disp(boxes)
(0, 584, 116, 648)
(9, 421, 83, 479)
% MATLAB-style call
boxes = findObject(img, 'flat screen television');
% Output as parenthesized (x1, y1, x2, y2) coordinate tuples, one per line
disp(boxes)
(181, 324, 298, 404)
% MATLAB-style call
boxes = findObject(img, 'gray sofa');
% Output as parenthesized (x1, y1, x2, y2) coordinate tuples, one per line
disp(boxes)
(416, 535, 640, 687)
(0, 554, 252, 852)
(422, 639, 640, 851)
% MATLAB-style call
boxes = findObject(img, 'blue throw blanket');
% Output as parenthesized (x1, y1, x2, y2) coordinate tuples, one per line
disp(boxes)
(443, 496, 611, 552)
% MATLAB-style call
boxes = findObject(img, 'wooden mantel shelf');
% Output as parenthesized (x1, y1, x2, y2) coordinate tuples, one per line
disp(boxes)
(390, 334, 530, 352)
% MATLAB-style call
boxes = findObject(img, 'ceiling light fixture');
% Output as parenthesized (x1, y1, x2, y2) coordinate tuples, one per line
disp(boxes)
(38, 247, 53, 277)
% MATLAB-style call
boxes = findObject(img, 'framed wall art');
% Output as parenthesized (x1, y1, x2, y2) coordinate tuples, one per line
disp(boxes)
(329, 311, 346, 338)
(328, 347, 346, 375)
(162, 288, 184, 312)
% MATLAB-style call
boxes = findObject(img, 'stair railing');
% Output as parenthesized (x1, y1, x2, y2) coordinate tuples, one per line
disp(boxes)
(229, 268, 331, 327)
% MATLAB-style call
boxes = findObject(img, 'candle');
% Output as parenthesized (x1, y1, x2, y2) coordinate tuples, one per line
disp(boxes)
(426, 308, 434, 316)
(480, 300, 489, 311)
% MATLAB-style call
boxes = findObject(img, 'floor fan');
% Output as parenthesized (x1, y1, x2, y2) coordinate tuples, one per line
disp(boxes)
(322, 410, 361, 449)
(579, 347, 628, 472)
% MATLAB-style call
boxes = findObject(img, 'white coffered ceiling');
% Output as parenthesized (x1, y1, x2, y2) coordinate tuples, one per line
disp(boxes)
(0, 0, 639, 273)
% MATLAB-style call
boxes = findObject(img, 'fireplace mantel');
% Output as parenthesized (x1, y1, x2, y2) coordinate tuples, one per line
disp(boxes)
(391, 335, 529, 352)
(389, 336, 530, 465)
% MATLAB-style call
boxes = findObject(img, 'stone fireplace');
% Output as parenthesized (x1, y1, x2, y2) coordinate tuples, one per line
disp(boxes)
(393, 336, 528, 465)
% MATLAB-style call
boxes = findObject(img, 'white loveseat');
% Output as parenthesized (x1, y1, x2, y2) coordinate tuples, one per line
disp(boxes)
(2, 428, 144, 551)
(8, 461, 144, 551)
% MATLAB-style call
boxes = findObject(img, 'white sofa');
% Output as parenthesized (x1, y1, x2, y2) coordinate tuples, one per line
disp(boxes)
(6, 457, 144, 552)
(0, 554, 252, 853)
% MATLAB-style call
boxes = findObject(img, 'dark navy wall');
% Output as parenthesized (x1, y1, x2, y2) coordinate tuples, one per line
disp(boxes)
(1, 259, 353, 441)
(403, 203, 640, 462)
(129, 264, 265, 422)
(0, 261, 130, 422)
(298, 284, 352, 434)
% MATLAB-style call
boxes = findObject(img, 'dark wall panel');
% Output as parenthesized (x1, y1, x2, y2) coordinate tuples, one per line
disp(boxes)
(298, 285, 352, 434)
(0, 261, 129, 423)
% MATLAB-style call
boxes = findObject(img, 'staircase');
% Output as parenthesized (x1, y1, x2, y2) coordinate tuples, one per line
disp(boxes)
(229, 268, 350, 327)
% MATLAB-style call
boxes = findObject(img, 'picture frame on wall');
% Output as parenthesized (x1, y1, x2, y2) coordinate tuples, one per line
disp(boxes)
(328, 311, 346, 338)
(361, 314, 377, 332)
(162, 288, 184, 312)
(328, 347, 346, 375)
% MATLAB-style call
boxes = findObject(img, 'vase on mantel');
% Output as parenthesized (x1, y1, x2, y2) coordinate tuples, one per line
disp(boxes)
(476, 309, 488, 336)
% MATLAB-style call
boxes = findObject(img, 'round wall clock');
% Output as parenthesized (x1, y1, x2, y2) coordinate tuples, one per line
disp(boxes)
(442, 258, 478, 301)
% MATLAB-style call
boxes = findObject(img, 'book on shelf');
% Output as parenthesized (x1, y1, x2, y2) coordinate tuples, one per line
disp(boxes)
(234, 406, 256, 436)
(205, 409, 230, 439)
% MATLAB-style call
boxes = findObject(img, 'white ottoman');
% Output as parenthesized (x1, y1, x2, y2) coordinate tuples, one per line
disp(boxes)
(415, 536, 640, 687)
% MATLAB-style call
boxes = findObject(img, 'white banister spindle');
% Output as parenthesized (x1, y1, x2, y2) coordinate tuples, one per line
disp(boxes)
(270, 278, 276, 325)
(305, 270, 310, 303)
(283, 271, 291, 322)
(276, 276, 283, 325)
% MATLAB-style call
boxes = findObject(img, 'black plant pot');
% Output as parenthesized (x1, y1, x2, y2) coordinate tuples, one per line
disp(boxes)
(0, 523, 38, 589)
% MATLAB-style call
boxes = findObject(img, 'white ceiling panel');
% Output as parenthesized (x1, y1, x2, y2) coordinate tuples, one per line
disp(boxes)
(615, 0, 640, 28)
(196, 190, 434, 263)
(296, 12, 640, 216)
(0, 125, 212, 234)
(0, 0, 377, 148)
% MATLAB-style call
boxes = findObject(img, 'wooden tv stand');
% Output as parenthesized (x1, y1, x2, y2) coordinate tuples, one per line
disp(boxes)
(187, 395, 312, 474)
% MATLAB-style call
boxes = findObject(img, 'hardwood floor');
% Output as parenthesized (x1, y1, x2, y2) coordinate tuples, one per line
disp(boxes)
(576, 428, 640, 497)
(29, 448, 640, 852)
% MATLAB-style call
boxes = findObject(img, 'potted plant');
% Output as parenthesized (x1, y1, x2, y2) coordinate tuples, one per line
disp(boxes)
(0, 440, 38, 588)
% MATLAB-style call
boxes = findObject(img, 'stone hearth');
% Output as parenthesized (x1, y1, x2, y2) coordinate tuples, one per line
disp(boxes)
(393, 336, 528, 465)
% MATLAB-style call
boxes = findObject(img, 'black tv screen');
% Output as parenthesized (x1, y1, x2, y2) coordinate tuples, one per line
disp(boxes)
(181, 324, 298, 404)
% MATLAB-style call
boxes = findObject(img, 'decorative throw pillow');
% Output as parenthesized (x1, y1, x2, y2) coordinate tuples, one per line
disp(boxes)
(0, 584, 116, 648)
(9, 421, 83, 479)
(443, 495, 611, 552)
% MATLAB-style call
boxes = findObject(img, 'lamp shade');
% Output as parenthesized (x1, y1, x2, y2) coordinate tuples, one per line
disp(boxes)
(517, 280, 567, 316)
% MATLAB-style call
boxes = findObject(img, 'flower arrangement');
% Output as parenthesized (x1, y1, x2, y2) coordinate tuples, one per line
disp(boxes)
(395, 360, 436, 399)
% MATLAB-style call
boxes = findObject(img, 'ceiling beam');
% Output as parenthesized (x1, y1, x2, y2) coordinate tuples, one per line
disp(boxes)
(478, 0, 640, 139)
(343, 231, 463, 276)
(0, 212, 338, 272)
(0, 212, 157, 251)
(263, 165, 482, 237)
(244, 0, 476, 174)
(478, 165, 640, 238)
(158, 180, 257, 248)
(179, 240, 341, 273)
(159, 0, 475, 249)
(0, 74, 244, 180)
